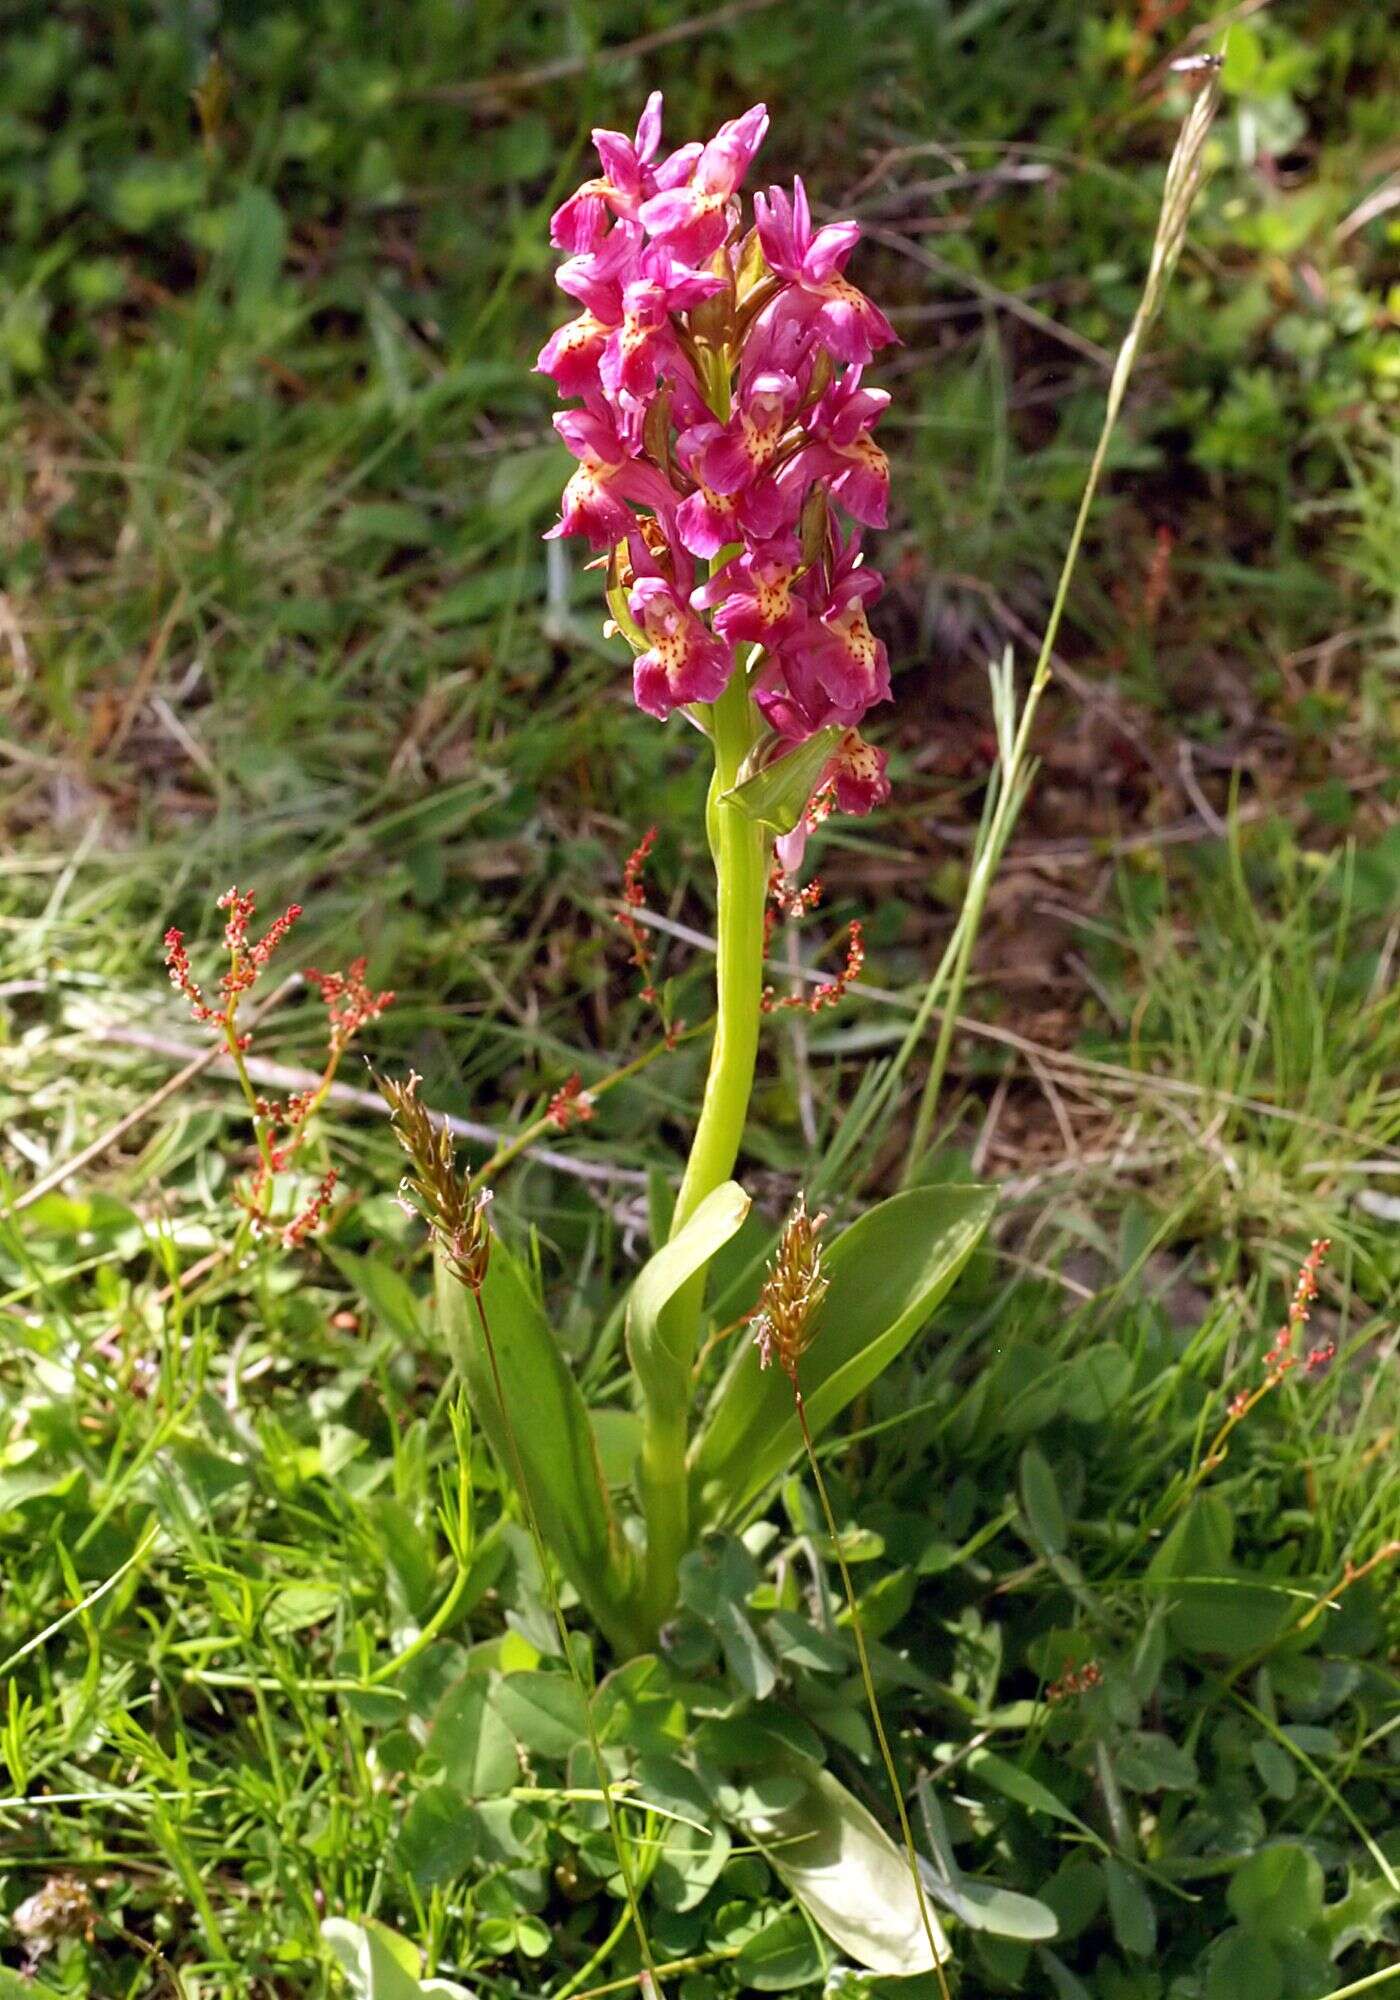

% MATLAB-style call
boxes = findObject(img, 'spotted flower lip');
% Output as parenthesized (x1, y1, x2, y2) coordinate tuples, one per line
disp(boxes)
(629, 576, 733, 718)
(680, 369, 800, 496)
(694, 533, 807, 647)
(754, 176, 899, 365)
(599, 259, 724, 405)
(638, 103, 771, 264)
(673, 423, 788, 559)
(546, 407, 677, 548)
(536, 309, 611, 398)
(541, 96, 898, 858)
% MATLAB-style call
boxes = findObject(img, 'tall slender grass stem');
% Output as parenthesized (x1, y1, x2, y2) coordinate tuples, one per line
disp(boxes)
(793, 1390, 951, 2000)
(901, 77, 1221, 1179)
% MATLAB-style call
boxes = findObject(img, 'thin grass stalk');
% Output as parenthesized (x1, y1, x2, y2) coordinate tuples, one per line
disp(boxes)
(790, 1386, 951, 2000)
(468, 1282, 664, 1999)
(900, 72, 1222, 1179)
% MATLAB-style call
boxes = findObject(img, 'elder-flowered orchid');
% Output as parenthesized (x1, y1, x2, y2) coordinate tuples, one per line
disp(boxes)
(783, 367, 892, 528)
(547, 407, 677, 549)
(680, 369, 800, 497)
(695, 533, 807, 648)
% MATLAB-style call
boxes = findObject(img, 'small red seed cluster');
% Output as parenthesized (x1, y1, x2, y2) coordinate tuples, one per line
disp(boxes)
(763, 861, 824, 950)
(304, 959, 396, 1054)
(163, 887, 392, 1249)
(1265, 1236, 1334, 1382)
(165, 888, 304, 1048)
(1224, 1237, 1334, 1424)
(614, 828, 685, 1046)
(546, 1071, 596, 1130)
(1048, 1661, 1102, 1704)
(616, 826, 661, 1005)
(762, 918, 864, 1016)
(761, 862, 865, 1016)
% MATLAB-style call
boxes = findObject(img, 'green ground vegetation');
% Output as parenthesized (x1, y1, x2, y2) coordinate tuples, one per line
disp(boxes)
(1, 3, 1397, 1997)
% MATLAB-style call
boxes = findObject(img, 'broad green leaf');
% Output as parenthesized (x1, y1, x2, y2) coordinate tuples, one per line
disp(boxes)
(736, 1909, 828, 1989)
(637, 1755, 732, 1913)
(678, 1535, 776, 1699)
(925, 1872, 1060, 1942)
(1146, 1495, 1291, 1658)
(435, 1241, 640, 1654)
(1104, 1856, 1157, 1958)
(492, 1672, 586, 1759)
(736, 1757, 950, 1975)
(1019, 1445, 1067, 1556)
(694, 1184, 994, 1526)
(322, 1918, 473, 1998)
(1251, 1738, 1297, 1801)
(917, 1781, 1056, 1940)
(836, 1564, 914, 1641)
(395, 1784, 478, 1889)
(1205, 1928, 1283, 2000)
(721, 727, 844, 834)
(1039, 1857, 1106, 1942)
(1116, 1730, 1198, 1794)
(265, 1581, 341, 1637)
(1038, 1947, 1093, 2000)
(1059, 1343, 1133, 1420)
(589, 1407, 643, 1487)
(767, 1608, 850, 1674)
(427, 1673, 517, 1798)
(627, 1180, 750, 1416)
(967, 1749, 1094, 1837)
(1228, 1844, 1325, 1941)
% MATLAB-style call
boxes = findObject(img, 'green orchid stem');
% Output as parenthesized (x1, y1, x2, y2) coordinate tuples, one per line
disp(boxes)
(639, 658, 768, 1635)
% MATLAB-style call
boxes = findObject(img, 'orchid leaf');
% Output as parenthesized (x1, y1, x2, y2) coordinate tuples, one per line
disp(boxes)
(626, 1180, 750, 1417)
(721, 727, 843, 834)
(693, 1184, 994, 1526)
(735, 1757, 950, 1974)
(435, 1239, 641, 1655)
(322, 1918, 473, 1998)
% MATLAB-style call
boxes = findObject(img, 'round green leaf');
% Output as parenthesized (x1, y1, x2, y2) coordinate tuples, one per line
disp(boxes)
(1228, 1844, 1325, 1942)
(737, 1910, 828, 1990)
(1206, 1928, 1284, 2000)
(427, 1674, 517, 1798)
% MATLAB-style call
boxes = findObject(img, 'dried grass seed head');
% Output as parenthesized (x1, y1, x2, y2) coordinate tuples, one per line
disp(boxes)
(751, 1195, 829, 1381)
(379, 1069, 494, 1292)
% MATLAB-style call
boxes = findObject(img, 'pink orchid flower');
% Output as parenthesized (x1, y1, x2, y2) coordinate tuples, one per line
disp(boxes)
(639, 103, 770, 266)
(694, 533, 807, 647)
(551, 93, 703, 252)
(546, 408, 676, 549)
(754, 177, 898, 365)
(629, 577, 732, 717)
